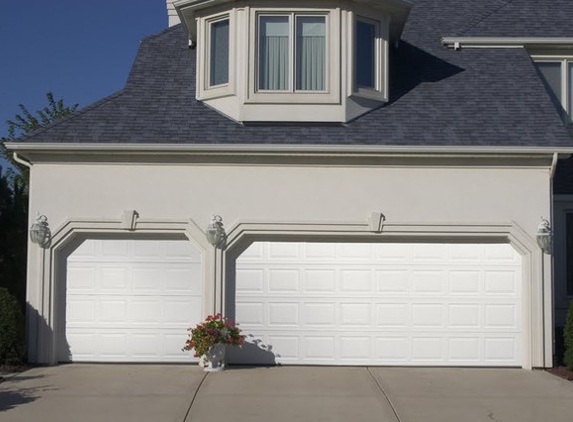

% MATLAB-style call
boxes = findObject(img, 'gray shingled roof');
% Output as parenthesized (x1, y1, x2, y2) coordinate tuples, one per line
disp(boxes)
(458, 0, 573, 38)
(17, 0, 573, 147)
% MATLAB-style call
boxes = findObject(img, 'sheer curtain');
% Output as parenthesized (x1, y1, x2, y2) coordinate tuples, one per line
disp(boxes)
(296, 17, 326, 91)
(569, 63, 573, 121)
(259, 16, 289, 90)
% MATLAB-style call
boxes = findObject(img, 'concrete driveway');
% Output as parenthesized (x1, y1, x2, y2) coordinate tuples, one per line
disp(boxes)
(1, 365, 573, 422)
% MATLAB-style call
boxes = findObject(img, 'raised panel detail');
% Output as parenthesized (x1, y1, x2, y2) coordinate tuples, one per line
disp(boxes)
(64, 238, 203, 363)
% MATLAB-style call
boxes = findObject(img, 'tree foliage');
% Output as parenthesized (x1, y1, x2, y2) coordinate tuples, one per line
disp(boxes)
(0, 288, 25, 365)
(0, 93, 78, 318)
(564, 299, 573, 370)
(1, 92, 78, 181)
(0, 167, 28, 308)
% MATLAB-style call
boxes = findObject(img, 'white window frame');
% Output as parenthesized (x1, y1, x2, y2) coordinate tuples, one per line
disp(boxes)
(197, 11, 235, 101)
(532, 55, 573, 121)
(246, 7, 340, 104)
(351, 13, 389, 102)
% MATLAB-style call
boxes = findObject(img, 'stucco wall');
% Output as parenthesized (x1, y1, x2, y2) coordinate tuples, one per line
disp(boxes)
(29, 163, 550, 233)
(23, 158, 554, 367)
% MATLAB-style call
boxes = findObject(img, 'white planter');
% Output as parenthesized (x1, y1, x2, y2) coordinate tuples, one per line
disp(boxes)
(201, 344, 226, 372)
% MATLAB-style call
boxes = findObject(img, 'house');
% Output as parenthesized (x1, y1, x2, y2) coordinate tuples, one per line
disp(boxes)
(4, 0, 573, 369)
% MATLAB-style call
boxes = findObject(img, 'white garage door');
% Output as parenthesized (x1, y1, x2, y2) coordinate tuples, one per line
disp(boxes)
(234, 242, 522, 366)
(63, 238, 202, 362)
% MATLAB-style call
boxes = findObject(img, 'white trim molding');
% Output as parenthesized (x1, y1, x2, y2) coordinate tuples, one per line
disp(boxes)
(443, 37, 573, 50)
(6, 142, 573, 156)
(27, 216, 215, 365)
(218, 219, 548, 369)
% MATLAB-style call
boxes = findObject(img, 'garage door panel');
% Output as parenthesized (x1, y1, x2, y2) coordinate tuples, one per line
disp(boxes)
(64, 238, 202, 363)
(234, 242, 522, 367)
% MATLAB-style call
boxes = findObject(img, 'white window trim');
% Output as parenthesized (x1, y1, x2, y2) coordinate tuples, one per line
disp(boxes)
(197, 11, 236, 101)
(532, 54, 573, 120)
(246, 6, 340, 104)
(351, 12, 389, 102)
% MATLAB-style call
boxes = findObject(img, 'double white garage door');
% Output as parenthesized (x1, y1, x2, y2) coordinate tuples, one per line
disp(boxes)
(64, 239, 522, 366)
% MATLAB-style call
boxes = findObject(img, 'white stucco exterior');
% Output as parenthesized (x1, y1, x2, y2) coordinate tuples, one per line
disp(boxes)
(12, 145, 556, 368)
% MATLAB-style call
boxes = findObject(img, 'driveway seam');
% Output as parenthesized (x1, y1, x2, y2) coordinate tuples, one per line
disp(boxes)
(182, 372, 208, 422)
(367, 367, 401, 422)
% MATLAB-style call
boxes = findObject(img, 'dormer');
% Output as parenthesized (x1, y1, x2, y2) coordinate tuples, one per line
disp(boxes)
(173, 0, 412, 123)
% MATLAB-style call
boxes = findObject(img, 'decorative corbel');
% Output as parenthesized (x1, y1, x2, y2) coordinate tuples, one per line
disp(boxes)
(121, 210, 139, 231)
(369, 212, 386, 233)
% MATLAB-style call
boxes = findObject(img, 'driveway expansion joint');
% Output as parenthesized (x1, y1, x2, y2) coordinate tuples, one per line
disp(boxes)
(182, 371, 208, 422)
(367, 367, 402, 422)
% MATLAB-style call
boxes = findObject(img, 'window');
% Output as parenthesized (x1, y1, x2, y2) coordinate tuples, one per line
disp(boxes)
(208, 17, 230, 87)
(353, 16, 386, 100)
(356, 19, 376, 89)
(534, 58, 573, 123)
(257, 14, 327, 92)
(567, 213, 573, 296)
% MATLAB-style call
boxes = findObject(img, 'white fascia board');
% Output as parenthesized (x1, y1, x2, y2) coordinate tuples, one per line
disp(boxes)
(175, 0, 412, 44)
(442, 37, 573, 49)
(173, 0, 230, 44)
(4, 142, 573, 158)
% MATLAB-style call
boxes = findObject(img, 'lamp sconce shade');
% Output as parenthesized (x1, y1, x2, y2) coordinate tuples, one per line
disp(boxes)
(30, 214, 51, 248)
(536, 218, 552, 254)
(206, 215, 226, 247)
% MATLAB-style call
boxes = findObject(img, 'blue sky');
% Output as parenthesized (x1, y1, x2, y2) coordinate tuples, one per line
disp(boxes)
(0, 0, 168, 168)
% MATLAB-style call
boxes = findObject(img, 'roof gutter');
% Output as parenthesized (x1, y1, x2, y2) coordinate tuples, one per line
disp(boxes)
(12, 152, 32, 168)
(4, 142, 573, 158)
(442, 37, 573, 49)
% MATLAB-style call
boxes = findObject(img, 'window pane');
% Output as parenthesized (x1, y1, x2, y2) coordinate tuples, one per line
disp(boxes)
(536, 62, 562, 105)
(296, 16, 326, 91)
(210, 19, 229, 86)
(356, 20, 376, 89)
(259, 16, 290, 91)
(567, 213, 573, 295)
(569, 62, 573, 121)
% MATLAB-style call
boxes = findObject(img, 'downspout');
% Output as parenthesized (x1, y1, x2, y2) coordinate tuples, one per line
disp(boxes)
(547, 152, 559, 367)
(12, 152, 32, 169)
(550, 152, 558, 179)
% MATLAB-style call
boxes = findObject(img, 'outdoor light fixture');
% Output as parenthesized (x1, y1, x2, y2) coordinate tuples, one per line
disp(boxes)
(206, 215, 226, 247)
(30, 215, 51, 248)
(536, 219, 552, 254)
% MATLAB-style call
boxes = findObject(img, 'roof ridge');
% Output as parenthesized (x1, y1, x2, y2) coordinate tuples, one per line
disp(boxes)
(17, 91, 125, 142)
(456, 0, 514, 37)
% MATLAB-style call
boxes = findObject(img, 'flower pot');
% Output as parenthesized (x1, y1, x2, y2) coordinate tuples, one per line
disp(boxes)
(201, 343, 226, 372)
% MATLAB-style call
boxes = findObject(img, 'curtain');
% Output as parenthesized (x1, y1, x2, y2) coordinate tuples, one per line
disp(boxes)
(296, 17, 326, 91)
(259, 16, 289, 90)
(356, 20, 375, 89)
(210, 19, 229, 86)
(569, 63, 573, 121)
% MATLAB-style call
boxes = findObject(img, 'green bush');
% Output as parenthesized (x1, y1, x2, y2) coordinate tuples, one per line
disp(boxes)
(565, 299, 573, 370)
(0, 287, 25, 365)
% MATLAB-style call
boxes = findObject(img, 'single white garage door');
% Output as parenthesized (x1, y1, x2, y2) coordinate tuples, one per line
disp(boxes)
(63, 238, 202, 362)
(234, 242, 522, 366)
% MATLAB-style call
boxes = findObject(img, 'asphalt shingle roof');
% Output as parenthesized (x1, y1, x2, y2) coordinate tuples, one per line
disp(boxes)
(18, 0, 573, 148)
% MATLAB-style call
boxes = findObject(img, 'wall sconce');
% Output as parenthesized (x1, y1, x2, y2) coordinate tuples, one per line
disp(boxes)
(536, 219, 552, 254)
(206, 215, 226, 247)
(30, 215, 51, 248)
